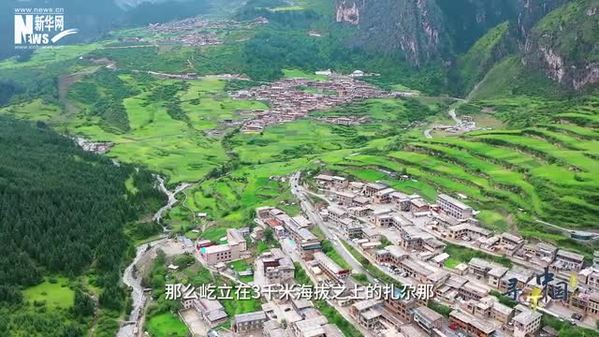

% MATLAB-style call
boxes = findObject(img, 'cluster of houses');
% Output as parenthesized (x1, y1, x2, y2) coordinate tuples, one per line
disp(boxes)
(159, 32, 222, 46)
(144, 16, 268, 46)
(231, 76, 389, 133)
(255, 207, 352, 285)
(181, 208, 353, 337)
(230, 298, 346, 337)
(315, 115, 370, 126)
(73, 137, 113, 154)
(311, 173, 599, 336)
(430, 115, 477, 135)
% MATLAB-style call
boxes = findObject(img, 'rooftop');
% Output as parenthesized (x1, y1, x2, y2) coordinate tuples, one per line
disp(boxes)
(556, 249, 584, 262)
(450, 310, 495, 334)
(513, 310, 542, 326)
(352, 299, 382, 312)
(438, 194, 472, 211)
(314, 251, 347, 275)
(414, 305, 443, 322)
(233, 310, 266, 324)
(202, 244, 230, 254)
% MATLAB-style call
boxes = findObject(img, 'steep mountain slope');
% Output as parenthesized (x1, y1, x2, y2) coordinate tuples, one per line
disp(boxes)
(453, 21, 514, 95)
(335, 0, 520, 65)
(0, 117, 164, 336)
(522, 0, 599, 90)
(334, 0, 597, 93)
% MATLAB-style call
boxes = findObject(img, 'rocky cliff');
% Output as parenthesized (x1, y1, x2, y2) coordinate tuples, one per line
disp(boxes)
(334, 0, 519, 65)
(334, 0, 598, 91)
(522, 0, 598, 90)
(336, 0, 447, 65)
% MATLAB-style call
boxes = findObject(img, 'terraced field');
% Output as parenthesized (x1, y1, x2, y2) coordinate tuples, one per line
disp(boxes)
(314, 97, 599, 257)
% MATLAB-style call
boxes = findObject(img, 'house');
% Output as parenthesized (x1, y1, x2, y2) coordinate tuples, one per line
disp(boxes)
(437, 194, 473, 219)
(313, 251, 350, 282)
(363, 182, 387, 197)
(436, 275, 468, 302)
(375, 245, 408, 266)
(467, 258, 508, 287)
(350, 299, 383, 329)
(331, 190, 356, 206)
(432, 253, 450, 267)
(184, 298, 228, 327)
(256, 248, 295, 286)
(432, 214, 466, 229)
(512, 307, 542, 337)
(552, 249, 585, 272)
(263, 320, 285, 337)
(341, 218, 362, 238)
(535, 242, 558, 262)
(327, 206, 348, 223)
(571, 291, 599, 317)
(384, 294, 423, 324)
(374, 188, 396, 204)
(462, 296, 514, 325)
(227, 228, 247, 254)
(232, 311, 267, 333)
(399, 324, 430, 337)
(413, 306, 443, 335)
(292, 215, 312, 229)
(290, 315, 344, 337)
(500, 233, 524, 254)
(200, 244, 234, 265)
(447, 224, 492, 241)
(331, 176, 349, 189)
(361, 227, 382, 241)
(390, 191, 411, 211)
(410, 198, 430, 214)
(458, 280, 491, 301)
(315, 174, 335, 188)
(449, 310, 496, 337)
(578, 266, 599, 290)
(498, 268, 534, 293)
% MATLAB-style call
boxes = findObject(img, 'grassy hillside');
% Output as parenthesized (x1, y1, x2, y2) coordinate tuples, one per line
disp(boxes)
(468, 56, 570, 102)
(455, 21, 510, 95)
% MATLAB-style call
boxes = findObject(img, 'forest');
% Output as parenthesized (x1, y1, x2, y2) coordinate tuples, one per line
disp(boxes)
(0, 117, 163, 336)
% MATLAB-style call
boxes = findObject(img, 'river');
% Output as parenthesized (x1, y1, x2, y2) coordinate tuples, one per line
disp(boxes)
(152, 175, 192, 224)
(116, 239, 165, 337)
(116, 175, 192, 337)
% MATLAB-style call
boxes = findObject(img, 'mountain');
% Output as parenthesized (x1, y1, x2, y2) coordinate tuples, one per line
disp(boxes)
(333, 0, 598, 92)
(0, 0, 218, 61)
(335, 0, 519, 65)
(522, 0, 599, 90)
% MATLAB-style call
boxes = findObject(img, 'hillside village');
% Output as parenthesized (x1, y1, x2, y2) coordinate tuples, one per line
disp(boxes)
(231, 75, 396, 133)
(157, 170, 599, 337)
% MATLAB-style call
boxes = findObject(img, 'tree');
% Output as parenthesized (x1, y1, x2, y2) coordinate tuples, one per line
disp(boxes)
(73, 289, 95, 317)
(264, 228, 274, 243)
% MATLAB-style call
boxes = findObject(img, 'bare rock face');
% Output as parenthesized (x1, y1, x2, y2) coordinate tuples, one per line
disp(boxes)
(335, 0, 447, 65)
(333, 0, 519, 66)
(522, 0, 598, 90)
(336, 0, 360, 24)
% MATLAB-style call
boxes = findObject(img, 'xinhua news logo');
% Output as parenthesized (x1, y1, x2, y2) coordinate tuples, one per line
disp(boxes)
(14, 7, 78, 48)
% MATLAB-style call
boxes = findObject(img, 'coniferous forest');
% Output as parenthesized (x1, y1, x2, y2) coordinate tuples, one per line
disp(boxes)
(0, 117, 164, 336)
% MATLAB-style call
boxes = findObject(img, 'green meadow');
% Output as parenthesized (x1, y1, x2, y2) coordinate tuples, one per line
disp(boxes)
(23, 277, 75, 310)
(146, 312, 188, 337)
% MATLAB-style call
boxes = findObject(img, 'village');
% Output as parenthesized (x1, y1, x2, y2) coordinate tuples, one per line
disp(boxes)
(119, 16, 269, 47)
(151, 169, 599, 337)
(231, 73, 397, 133)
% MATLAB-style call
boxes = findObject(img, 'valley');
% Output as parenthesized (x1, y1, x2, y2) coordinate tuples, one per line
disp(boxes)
(0, 1, 597, 337)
